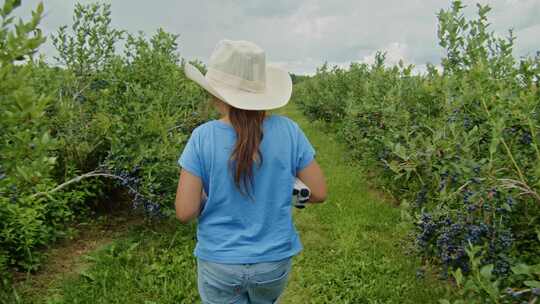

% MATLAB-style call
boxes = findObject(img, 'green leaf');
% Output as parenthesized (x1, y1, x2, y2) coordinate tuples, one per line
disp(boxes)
(15, 166, 30, 182)
(41, 131, 50, 145)
(524, 280, 540, 288)
(511, 263, 531, 276)
(489, 131, 499, 155)
(452, 268, 464, 287)
(80, 270, 95, 282)
(480, 264, 493, 279)
(46, 157, 57, 165)
(127, 242, 140, 252)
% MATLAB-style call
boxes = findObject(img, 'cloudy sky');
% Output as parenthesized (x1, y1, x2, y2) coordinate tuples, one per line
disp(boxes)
(12, 0, 540, 75)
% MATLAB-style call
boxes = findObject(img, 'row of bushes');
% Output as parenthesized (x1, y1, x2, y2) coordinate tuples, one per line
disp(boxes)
(293, 1, 539, 302)
(1, 0, 209, 290)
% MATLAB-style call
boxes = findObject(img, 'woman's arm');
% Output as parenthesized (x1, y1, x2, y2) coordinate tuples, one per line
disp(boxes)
(297, 159, 327, 203)
(175, 168, 204, 223)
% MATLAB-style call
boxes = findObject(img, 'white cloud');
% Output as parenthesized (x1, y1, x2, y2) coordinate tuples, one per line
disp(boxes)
(11, 0, 540, 75)
(413, 64, 444, 76)
(360, 42, 409, 66)
(270, 58, 350, 76)
(291, 15, 340, 41)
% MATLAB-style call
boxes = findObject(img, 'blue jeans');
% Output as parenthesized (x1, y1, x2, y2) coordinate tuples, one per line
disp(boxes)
(196, 256, 293, 304)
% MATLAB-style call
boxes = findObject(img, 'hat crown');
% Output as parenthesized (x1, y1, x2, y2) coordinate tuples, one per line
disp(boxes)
(206, 40, 266, 93)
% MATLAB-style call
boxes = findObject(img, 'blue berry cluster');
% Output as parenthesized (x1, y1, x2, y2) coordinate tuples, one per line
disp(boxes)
(438, 171, 449, 191)
(521, 131, 532, 145)
(447, 108, 460, 123)
(464, 223, 488, 244)
(99, 164, 165, 218)
(438, 171, 459, 192)
(482, 228, 513, 276)
(414, 186, 428, 207)
(462, 115, 474, 130)
(416, 212, 436, 249)
(437, 219, 470, 273)
(415, 187, 515, 278)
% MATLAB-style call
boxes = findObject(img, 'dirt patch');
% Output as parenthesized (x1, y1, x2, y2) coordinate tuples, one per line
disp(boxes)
(11, 208, 147, 297)
(362, 169, 399, 206)
(366, 183, 398, 206)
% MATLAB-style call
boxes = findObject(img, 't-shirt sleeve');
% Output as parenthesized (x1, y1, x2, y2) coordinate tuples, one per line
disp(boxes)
(178, 128, 203, 178)
(294, 122, 316, 173)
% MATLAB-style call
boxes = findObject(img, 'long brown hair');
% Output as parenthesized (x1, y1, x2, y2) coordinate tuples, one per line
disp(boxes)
(228, 106, 266, 200)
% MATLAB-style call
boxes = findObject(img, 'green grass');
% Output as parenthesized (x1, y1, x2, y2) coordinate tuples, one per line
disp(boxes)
(276, 102, 450, 303)
(10, 101, 453, 303)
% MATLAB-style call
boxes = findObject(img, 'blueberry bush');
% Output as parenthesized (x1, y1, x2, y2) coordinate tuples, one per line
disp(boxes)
(0, 0, 209, 289)
(294, 1, 540, 302)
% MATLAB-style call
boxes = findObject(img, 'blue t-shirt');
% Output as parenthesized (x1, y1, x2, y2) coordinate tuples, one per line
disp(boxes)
(177, 114, 316, 264)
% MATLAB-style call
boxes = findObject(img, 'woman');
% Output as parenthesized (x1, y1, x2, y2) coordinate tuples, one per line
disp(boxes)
(175, 39, 327, 304)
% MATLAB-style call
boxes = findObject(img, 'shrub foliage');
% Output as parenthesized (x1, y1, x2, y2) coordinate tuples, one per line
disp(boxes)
(294, 1, 540, 302)
(0, 0, 208, 286)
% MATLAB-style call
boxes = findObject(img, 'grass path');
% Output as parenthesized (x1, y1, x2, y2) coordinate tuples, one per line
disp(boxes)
(276, 103, 449, 303)
(11, 102, 451, 303)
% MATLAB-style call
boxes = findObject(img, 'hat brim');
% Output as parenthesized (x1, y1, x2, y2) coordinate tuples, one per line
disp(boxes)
(184, 63, 292, 110)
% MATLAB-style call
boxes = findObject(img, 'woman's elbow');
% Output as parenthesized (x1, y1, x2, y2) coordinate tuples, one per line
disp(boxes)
(310, 191, 327, 203)
(176, 213, 190, 224)
(175, 209, 194, 224)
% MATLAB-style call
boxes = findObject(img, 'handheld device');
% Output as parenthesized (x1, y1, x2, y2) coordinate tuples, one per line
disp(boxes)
(293, 178, 311, 209)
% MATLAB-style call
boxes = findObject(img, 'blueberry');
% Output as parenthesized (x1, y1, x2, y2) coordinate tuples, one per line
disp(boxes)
(521, 132, 532, 145)
(463, 189, 473, 203)
(493, 259, 510, 276)
(443, 217, 452, 226)
(479, 223, 489, 233)
(131, 166, 141, 175)
(506, 196, 515, 207)
(144, 202, 155, 213)
(438, 181, 446, 191)
(463, 117, 472, 129)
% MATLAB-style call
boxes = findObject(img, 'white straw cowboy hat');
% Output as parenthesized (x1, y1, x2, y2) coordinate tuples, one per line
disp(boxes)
(184, 39, 292, 110)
